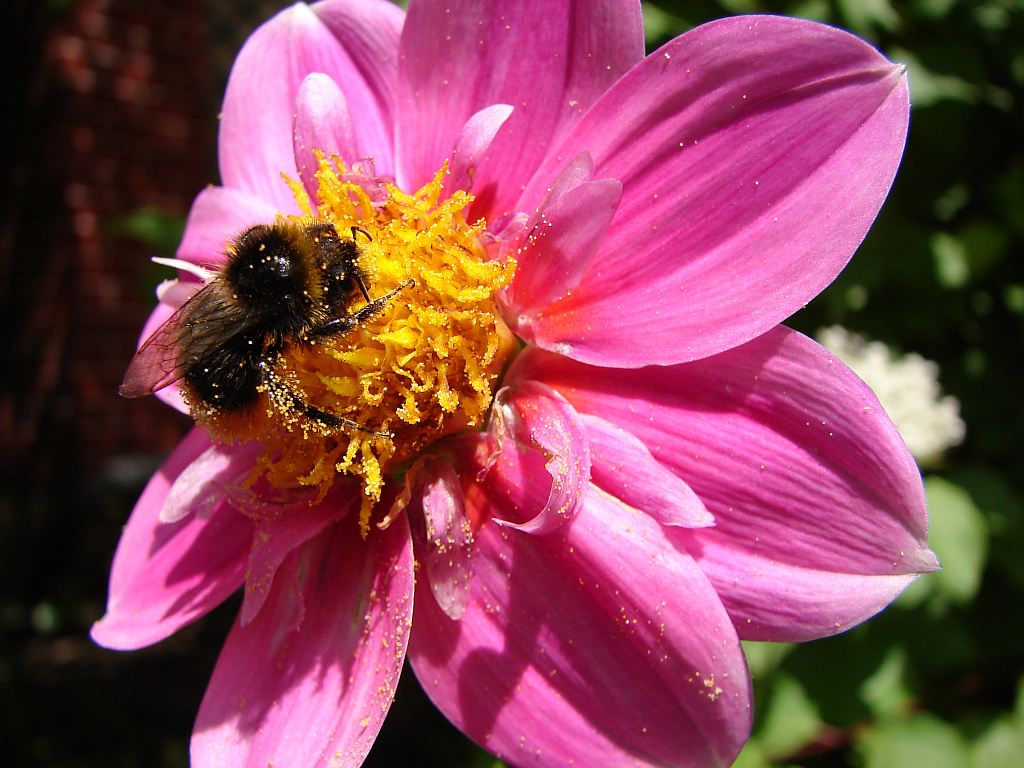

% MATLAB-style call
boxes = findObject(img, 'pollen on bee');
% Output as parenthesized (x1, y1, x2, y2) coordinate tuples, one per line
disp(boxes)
(249, 155, 518, 533)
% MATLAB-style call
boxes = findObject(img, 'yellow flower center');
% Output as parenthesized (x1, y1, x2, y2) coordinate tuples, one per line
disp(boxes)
(195, 155, 516, 532)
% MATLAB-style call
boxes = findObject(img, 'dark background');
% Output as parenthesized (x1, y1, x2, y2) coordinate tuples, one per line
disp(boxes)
(2, 1, 1022, 766)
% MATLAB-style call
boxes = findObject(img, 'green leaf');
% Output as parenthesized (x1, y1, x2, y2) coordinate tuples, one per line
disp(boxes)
(913, 0, 963, 20)
(741, 640, 793, 679)
(931, 231, 970, 288)
(972, 718, 1024, 768)
(836, 0, 902, 33)
(1015, 673, 1024, 723)
(756, 674, 823, 760)
(781, 628, 884, 727)
(956, 218, 1011, 282)
(732, 738, 773, 768)
(893, 48, 978, 108)
(921, 476, 989, 609)
(641, 2, 688, 45)
(969, 675, 1024, 768)
(856, 712, 970, 768)
(860, 646, 915, 721)
(952, 466, 1024, 593)
(108, 207, 187, 259)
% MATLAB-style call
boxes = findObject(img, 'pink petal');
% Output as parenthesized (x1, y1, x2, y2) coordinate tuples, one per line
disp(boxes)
(176, 185, 281, 267)
(160, 441, 263, 523)
(502, 152, 622, 317)
(448, 103, 513, 194)
(312, 0, 404, 176)
(395, 0, 643, 207)
(410, 488, 752, 768)
(240, 480, 358, 626)
(514, 326, 937, 641)
(679, 544, 920, 642)
(581, 412, 714, 529)
(192, 516, 415, 768)
(407, 457, 474, 620)
(91, 429, 253, 650)
(293, 73, 359, 202)
(485, 381, 589, 534)
(132, 297, 190, 414)
(521, 16, 909, 366)
(219, 3, 395, 212)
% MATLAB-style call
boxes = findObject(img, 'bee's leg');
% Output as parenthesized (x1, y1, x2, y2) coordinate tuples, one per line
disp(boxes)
(306, 279, 414, 340)
(302, 402, 392, 438)
(256, 361, 391, 438)
(350, 225, 372, 243)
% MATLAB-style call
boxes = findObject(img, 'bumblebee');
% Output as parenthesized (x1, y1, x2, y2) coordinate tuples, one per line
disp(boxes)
(119, 221, 409, 436)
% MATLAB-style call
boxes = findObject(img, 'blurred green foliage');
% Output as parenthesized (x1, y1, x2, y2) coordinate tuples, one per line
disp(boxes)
(644, 0, 1024, 765)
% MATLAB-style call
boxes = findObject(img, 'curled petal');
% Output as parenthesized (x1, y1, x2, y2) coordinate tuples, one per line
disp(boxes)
(541, 149, 596, 204)
(486, 381, 589, 534)
(581, 413, 713, 529)
(154, 278, 201, 308)
(503, 152, 622, 317)
(293, 73, 359, 202)
(312, 0, 403, 176)
(161, 441, 264, 523)
(219, 3, 395, 210)
(91, 429, 252, 650)
(405, 457, 474, 620)
(239, 478, 358, 627)
(192, 516, 415, 768)
(522, 16, 910, 366)
(515, 327, 936, 641)
(218, 4, 328, 211)
(410, 490, 752, 768)
(448, 103, 514, 194)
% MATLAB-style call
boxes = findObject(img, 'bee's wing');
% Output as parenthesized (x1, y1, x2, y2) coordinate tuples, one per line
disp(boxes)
(119, 283, 215, 398)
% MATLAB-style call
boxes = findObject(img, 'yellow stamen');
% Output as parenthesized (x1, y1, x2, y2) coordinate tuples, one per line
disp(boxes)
(196, 154, 516, 534)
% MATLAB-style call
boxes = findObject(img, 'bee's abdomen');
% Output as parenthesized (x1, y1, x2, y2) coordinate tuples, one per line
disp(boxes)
(183, 345, 264, 412)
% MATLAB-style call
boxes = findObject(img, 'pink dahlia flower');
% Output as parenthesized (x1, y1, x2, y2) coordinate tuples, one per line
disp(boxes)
(94, 1, 938, 766)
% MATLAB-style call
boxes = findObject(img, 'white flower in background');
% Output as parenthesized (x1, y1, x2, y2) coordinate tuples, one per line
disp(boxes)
(818, 326, 965, 465)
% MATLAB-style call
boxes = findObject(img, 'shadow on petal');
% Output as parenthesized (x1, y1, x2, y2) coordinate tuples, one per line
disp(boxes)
(411, 484, 751, 768)
(192, 514, 415, 768)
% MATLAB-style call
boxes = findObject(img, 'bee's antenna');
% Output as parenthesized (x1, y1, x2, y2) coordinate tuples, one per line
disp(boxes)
(348, 226, 374, 304)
